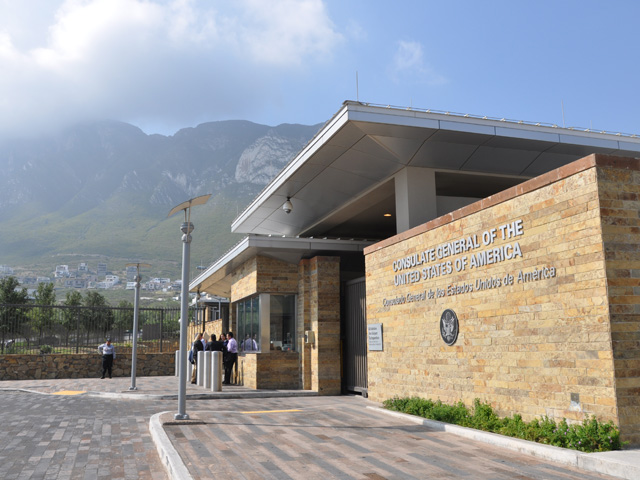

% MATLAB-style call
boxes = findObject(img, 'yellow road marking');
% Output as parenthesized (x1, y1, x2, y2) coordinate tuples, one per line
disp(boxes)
(241, 409, 302, 414)
(52, 390, 86, 396)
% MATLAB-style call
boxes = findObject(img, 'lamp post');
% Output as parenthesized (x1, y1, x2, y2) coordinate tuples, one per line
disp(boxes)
(126, 262, 150, 391)
(167, 194, 211, 420)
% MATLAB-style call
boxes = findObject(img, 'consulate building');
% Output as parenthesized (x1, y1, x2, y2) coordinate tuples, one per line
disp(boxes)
(190, 101, 640, 444)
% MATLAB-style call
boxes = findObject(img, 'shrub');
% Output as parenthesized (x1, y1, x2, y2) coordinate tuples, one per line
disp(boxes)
(39, 345, 53, 354)
(383, 396, 625, 453)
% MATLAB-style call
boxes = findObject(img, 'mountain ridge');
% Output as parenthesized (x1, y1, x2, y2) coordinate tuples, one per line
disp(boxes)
(0, 119, 321, 278)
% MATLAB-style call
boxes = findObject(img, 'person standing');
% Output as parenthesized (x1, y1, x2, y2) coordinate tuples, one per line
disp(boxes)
(98, 338, 115, 379)
(224, 332, 238, 385)
(206, 334, 224, 352)
(190, 332, 204, 384)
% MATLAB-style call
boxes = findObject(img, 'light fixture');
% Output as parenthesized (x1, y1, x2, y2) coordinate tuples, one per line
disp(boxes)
(282, 196, 293, 214)
(383, 213, 392, 217)
(167, 194, 211, 421)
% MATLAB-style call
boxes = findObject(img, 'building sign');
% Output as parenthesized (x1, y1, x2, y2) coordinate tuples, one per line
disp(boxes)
(440, 309, 459, 346)
(368, 323, 383, 351)
(382, 219, 557, 307)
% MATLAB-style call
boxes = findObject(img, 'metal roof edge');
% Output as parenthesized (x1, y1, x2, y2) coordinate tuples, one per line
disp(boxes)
(231, 104, 352, 233)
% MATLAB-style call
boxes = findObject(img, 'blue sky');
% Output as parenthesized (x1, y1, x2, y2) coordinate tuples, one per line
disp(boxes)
(1, 0, 638, 138)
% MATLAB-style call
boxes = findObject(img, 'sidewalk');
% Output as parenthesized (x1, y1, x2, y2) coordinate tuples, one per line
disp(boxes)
(2, 376, 639, 480)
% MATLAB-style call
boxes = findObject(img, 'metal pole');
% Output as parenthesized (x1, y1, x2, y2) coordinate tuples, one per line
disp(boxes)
(129, 271, 141, 391)
(175, 221, 194, 420)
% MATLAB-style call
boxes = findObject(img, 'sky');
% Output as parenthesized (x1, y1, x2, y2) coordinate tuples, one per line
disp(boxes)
(1, 0, 639, 139)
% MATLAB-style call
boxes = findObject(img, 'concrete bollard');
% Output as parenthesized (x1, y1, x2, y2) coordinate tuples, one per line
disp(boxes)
(203, 351, 212, 389)
(175, 350, 180, 377)
(211, 351, 223, 392)
(197, 350, 205, 386)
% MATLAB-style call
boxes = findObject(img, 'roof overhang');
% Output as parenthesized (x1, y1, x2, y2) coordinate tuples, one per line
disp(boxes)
(232, 101, 640, 238)
(189, 235, 372, 297)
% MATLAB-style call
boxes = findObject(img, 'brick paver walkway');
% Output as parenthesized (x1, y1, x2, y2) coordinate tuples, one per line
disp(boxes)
(0, 389, 168, 480)
(0, 377, 630, 480)
(165, 396, 618, 480)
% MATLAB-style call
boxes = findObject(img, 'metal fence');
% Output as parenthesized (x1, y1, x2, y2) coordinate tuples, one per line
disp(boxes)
(0, 304, 203, 355)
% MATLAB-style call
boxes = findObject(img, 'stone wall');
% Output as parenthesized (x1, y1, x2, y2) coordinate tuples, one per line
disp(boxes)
(598, 156, 640, 445)
(364, 154, 621, 433)
(0, 353, 175, 380)
(222, 254, 341, 395)
(238, 351, 300, 389)
(306, 256, 341, 395)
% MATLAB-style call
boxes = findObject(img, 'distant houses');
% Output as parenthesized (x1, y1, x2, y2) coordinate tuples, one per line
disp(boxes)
(2, 261, 180, 295)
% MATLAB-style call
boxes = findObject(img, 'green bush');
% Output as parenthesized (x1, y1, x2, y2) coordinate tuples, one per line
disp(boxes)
(39, 344, 53, 354)
(382, 396, 625, 453)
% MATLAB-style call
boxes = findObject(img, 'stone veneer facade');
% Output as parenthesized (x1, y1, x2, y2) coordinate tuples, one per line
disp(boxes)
(226, 254, 341, 394)
(0, 353, 175, 380)
(364, 154, 640, 445)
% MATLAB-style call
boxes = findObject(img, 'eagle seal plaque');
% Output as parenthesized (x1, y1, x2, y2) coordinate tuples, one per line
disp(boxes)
(440, 309, 459, 346)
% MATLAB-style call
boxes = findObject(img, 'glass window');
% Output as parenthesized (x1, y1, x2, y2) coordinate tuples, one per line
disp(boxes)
(235, 294, 297, 353)
(270, 295, 296, 352)
(236, 296, 260, 353)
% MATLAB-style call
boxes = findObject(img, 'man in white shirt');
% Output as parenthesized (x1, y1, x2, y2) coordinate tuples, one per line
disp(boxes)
(224, 332, 238, 385)
(98, 338, 116, 379)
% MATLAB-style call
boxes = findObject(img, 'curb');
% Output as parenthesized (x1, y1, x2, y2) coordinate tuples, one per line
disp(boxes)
(1, 387, 319, 401)
(370, 407, 640, 480)
(149, 412, 194, 480)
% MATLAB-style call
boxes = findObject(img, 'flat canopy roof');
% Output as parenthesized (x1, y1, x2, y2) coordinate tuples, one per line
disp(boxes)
(232, 101, 640, 239)
(190, 235, 371, 296)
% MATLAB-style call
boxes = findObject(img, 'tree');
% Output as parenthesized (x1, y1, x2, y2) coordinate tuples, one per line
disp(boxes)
(83, 291, 114, 342)
(114, 300, 134, 332)
(61, 290, 83, 349)
(0, 277, 29, 353)
(0, 277, 29, 304)
(34, 282, 56, 305)
(31, 282, 57, 346)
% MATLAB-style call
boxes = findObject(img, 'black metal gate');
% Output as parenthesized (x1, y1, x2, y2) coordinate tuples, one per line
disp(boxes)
(343, 277, 367, 396)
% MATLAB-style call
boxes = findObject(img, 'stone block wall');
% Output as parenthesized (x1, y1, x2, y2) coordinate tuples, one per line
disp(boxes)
(365, 155, 618, 430)
(0, 353, 175, 380)
(224, 254, 341, 395)
(298, 259, 313, 389)
(598, 156, 640, 445)
(307, 256, 341, 395)
(238, 351, 300, 389)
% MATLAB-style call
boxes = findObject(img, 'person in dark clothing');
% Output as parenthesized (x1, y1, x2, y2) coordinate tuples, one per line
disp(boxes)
(205, 334, 224, 352)
(190, 333, 204, 384)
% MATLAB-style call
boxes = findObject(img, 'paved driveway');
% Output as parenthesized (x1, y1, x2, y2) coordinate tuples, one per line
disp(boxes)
(165, 396, 617, 480)
(0, 390, 167, 480)
(0, 378, 624, 480)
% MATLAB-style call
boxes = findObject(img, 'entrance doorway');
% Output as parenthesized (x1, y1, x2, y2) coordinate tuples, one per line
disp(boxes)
(343, 277, 367, 396)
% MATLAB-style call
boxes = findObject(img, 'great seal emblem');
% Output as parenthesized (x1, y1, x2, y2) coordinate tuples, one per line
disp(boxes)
(440, 309, 459, 346)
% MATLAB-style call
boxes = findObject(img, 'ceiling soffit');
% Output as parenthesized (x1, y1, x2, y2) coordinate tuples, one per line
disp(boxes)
(233, 103, 640, 238)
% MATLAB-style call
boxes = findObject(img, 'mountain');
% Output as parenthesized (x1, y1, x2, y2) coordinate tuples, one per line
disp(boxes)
(0, 120, 321, 279)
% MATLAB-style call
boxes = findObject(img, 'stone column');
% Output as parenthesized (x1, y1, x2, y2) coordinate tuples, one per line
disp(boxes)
(298, 259, 312, 390)
(309, 256, 341, 395)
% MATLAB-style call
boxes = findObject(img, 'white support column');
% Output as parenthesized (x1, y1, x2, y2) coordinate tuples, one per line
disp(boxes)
(197, 351, 205, 386)
(394, 167, 437, 233)
(203, 351, 212, 389)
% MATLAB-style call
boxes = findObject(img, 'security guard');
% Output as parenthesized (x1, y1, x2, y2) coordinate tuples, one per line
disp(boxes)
(98, 338, 116, 379)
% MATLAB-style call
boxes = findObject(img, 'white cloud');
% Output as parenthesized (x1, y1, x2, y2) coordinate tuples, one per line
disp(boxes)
(390, 40, 445, 86)
(0, 0, 343, 137)
(233, 0, 342, 66)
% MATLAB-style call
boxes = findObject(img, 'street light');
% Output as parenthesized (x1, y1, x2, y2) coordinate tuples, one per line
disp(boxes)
(125, 262, 151, 391)
(167, 194, 211, 420)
